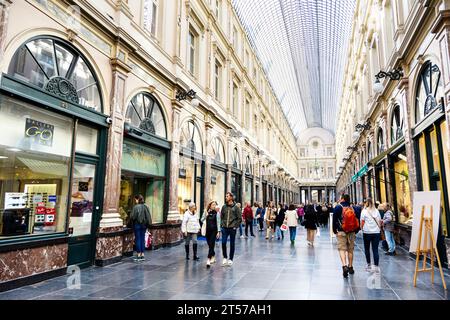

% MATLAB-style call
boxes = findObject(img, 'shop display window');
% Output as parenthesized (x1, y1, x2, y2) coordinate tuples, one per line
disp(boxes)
(209, 169, 225, 206)
(393, 151, 412, 226)
(0, 96, 72, 238)
(244, 179, 252, 205)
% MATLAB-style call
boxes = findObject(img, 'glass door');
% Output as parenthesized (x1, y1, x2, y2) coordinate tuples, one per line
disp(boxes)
(67, 161, 98, 267)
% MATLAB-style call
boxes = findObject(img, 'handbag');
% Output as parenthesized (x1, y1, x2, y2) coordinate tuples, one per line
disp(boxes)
(201, 221, 207, 236)
(144, 230, 152, 249)
(280, 223, 288, 232)
(369, 212, 385, 240)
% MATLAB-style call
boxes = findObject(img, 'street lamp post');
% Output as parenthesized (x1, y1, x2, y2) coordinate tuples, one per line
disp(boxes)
(373, 68, 404, 94)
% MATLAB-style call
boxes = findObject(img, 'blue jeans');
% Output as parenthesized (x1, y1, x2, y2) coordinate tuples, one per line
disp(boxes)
(363, 233, 380, 266)
(275, 225, 284, 239)
(134, 223, 147, 254)
(239, 223, 243, 236)
(289, 227, 297, 242)
(384, 230, 396, 253)
(221, 227, 237, 260)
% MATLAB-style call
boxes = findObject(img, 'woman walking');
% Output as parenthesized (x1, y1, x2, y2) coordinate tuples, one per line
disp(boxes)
(201, 201, 221, 268)
(130, 194, 152, 262)
(304, 204, 318, 246)
(182, 202, 201, 261)
(381, 203, 396, 256)
(275, 203, 286, 240)
(255, 203, 265, 232)
(243, 202, 255, 237)
(265, 201, 276, 240)
(285, 204, 298, 245)
(361, 198, 382, 272)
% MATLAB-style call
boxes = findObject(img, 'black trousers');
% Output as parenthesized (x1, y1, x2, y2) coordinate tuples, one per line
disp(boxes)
(363, 233, 381, 266)
(245, 220, 255, 236)
(258, 218, 264, 230)
(206, 230, 217, 259)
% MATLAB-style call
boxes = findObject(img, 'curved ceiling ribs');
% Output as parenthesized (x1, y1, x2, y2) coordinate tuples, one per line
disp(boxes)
(232, 0, 355, 135)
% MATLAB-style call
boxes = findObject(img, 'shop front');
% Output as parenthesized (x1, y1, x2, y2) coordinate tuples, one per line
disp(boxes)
(178, 120, 205, 216)
(119, 92, 171, 249)
(231, 148, 242, 204)
(244, 156, 253, 205)
(209, 138, 227, 207)
(0, 36, 108, 289)
(411, 61, 449, 265)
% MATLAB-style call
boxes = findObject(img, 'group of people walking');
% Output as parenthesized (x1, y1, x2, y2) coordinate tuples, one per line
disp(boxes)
(129, 191, 398, 275)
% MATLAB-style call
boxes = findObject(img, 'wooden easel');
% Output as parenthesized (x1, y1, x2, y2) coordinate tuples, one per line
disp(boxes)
(413, 205, 447, 289)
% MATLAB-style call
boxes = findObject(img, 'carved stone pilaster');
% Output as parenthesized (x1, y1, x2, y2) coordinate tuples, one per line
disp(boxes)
(0, 0, 12, 62)
(167, 99, 183, 223)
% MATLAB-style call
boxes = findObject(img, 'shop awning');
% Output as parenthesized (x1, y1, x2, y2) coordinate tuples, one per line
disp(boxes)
(368, 137, 405, 166)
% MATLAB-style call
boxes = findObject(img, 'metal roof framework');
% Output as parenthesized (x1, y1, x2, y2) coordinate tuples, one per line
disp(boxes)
(232, 0, 356, 135)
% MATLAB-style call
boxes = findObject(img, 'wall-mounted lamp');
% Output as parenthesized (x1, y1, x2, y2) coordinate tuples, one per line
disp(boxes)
(373, 68, 404, 94)
(347, 146, 356, 152)
(176, 89, 197, 102)
(355, 123, 371, 132)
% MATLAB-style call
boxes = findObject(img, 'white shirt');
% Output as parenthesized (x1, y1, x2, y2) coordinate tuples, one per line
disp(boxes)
(361, 208, 381, 234)
(285, 210, 298, 227)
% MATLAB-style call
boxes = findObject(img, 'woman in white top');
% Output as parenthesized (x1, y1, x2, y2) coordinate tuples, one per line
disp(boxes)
(181, 202, 200, 261)
(360, 198, 382, 272)
(284, 204, 299, 245)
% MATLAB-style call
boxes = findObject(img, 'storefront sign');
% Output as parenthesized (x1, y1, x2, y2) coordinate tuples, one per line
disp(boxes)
(25, 118, 54, 147)
(352, 164, 369, 182)
(122, 140, 166, 176)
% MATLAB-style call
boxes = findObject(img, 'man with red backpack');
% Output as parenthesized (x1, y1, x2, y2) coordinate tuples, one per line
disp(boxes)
(333, 194, 360, 278)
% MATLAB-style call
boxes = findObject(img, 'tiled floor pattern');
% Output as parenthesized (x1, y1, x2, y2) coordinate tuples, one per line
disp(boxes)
(1, 226, 449, 300)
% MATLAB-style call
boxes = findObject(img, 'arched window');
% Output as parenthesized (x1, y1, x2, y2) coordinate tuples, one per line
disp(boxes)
(391, 105, 403, 144)
(232, 148, 240, 169)
(245, 156, 252, 175)
(367, 141, 372, 162)
(377, 129, 384, 154)
(210, 137, 225, 162)
(180, 120, 203, 154)
(125, 92, 167, 139)
(415, 62, 444, 123)
(8, 37, 102, 111)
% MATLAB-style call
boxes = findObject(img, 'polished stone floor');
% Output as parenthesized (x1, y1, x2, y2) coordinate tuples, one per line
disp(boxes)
(1, 225, 449, 300)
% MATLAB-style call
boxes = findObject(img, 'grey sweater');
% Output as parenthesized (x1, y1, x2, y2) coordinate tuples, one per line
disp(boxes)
(130, 204, 152, 226)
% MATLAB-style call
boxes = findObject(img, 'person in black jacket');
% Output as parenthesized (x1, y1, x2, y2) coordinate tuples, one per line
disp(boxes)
(220, 192, 242, 267)
(275, 203, 286, 240)
(130, 194, 152, 262)
(201, 201, 221, 268)
(304, 203, 318, 246)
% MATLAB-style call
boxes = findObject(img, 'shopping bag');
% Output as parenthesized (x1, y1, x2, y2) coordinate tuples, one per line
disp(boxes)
(145, 230, 152, 249)
(280, 223, 288, 232)
(316, 228, 321, 237)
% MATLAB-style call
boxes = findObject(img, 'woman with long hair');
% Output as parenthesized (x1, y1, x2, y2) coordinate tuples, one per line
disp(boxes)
(130, 194, 152, 262)
(201, 201, 221, 268)
(361, 198, 382, 272)
(303, 203, 318, 246)
(285, 204, 298, 245)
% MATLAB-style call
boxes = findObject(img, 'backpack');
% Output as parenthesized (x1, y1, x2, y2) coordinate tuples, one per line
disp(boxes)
(341, 206, 359, 233)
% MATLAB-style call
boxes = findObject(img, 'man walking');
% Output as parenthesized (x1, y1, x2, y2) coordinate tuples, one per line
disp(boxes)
(333, 194, 359, 278)
(221, 192, 242, 267)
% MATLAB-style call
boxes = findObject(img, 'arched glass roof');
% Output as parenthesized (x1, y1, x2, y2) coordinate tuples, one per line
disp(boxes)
(232, 0, 356, 134)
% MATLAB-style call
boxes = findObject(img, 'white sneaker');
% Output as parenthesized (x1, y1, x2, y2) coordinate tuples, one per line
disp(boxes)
(227, 260, 233, 267)
(365, 263, 372, 272)
(373, 265, 380, 273)
(211, 256, 216, 264)
(222, 258, 228, 267)
(240, 235, 245, 239)
(206, 259, 211, 268)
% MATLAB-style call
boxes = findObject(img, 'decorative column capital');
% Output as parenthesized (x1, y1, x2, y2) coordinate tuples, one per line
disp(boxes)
(171, 99, 183, 113)
(110, 57, 132, 75)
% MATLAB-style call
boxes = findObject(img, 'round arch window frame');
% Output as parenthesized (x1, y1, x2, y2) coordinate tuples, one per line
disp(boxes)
(415, 61, 445, 124)
(390, 104, 404, 145)
(125, 92, 168, 139)
(7, 36, 104, 113)
(377, 128, 385, 155)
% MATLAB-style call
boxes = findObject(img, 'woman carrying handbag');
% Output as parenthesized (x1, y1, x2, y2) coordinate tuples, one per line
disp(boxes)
(360, 198, 382, 273)
(130, 194, 152, 262)
(201, 201, 221, 268)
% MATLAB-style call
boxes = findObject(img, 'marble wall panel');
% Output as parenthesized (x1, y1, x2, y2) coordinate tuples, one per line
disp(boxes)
(0, 244, 67, 282)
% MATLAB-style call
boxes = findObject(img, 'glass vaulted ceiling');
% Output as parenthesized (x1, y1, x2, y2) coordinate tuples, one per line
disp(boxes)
(232, 0, 356, 135)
